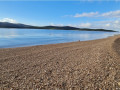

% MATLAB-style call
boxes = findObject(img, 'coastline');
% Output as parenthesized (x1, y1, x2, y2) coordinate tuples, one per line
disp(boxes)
(0, 34, 118, 49)
(0, 35, 120, 89)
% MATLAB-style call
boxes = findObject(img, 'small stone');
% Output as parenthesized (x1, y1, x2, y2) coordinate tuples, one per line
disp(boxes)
(118, 82, 120, 86)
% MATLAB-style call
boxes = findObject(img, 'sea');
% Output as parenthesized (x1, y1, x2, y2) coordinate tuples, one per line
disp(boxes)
(0, 29, 119, 48)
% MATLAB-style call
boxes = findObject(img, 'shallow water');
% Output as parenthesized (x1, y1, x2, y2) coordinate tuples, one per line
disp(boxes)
(0, 29, 119, 48)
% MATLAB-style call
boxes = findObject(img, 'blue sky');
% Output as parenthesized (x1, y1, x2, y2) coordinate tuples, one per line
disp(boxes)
(0, 1, 120, 31)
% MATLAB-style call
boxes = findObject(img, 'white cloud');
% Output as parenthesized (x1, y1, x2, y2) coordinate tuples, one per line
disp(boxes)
(0, 18, 16, 23)
(49, 20, 120, 31)
(74, 12, 98, 17)
(50, 23, 64, 26)
(67, 23, 91, 28)
(105, 23, 110, 27)
(73, 10, 120, 18)
(99, 20, 120, 30)
(50, 23, 55, 26)
(114, 20, 119, 24)
(101, 10, 120, 18)
(91, 20, 120, 31)
(78, 23, 91, 28)
(66, 20, 120, 31)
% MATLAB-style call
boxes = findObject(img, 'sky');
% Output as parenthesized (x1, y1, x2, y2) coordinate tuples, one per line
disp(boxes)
(0, 1, 120, 31)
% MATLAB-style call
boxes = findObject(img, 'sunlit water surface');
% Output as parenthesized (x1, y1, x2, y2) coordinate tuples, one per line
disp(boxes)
(0, 29, 119, 48)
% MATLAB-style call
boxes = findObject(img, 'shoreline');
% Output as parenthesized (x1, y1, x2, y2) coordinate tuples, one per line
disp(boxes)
(0, 35, 120, 89)
(0, 34, 118, 49)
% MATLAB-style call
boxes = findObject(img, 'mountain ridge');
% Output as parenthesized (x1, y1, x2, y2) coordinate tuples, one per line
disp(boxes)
(0, 22, 117, 32)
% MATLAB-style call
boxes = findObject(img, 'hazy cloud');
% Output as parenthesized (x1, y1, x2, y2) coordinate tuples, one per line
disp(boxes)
(73, 10, 120, 18)
(0, 18, 16, 23)
(74, 12, 98, 17)
(50, 23, 55, 26)
(77, 23, 91, 28)
(50, 23, 64, 26)
(67, 20, 120, 31)
(101, 10, 120, 18)
(50, 20, 120, 31)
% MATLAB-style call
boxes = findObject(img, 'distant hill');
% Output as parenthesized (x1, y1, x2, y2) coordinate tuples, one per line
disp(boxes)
(0, 22, 117, 32)
(0, 22, 33, 28)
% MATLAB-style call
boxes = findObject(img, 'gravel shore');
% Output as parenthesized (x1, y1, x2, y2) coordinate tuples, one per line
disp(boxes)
(0, 35, 120, 90)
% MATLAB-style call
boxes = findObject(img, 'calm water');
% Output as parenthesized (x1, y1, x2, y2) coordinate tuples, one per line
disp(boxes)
(0, 29, 119, 48)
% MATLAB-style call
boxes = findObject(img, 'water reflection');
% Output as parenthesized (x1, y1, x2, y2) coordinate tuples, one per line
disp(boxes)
(0, 29, 18, 38)
(0, 29, 119, 48)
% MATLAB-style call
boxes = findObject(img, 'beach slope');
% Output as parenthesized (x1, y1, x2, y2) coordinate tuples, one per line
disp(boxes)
(0, 35, 120, 89)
